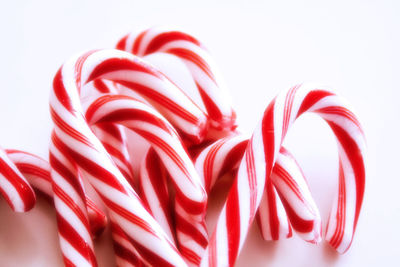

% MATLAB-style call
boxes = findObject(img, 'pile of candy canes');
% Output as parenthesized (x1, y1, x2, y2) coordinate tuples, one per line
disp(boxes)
(0, 27, 366, 267)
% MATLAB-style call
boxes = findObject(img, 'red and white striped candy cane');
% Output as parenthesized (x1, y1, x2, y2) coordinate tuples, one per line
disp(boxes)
(0, 147, 36, 212)
(85, 81, 145, 266)
(138, 148, 176, 243)
(85, 80, 135, 186)
(50, 131, 98, 266)
(117, 27, 237, 131)
(50, 49, 190, 266)
(110, 217, 145, 267)
(267, 147, 321, 243)
(194, 135, 321, 244)
(201, 83, 366, 266)
(118, 27, 322, 243)
(84, 94, 207, 265)
(84, 49, 207, 143)
(6, 149, 107, 238)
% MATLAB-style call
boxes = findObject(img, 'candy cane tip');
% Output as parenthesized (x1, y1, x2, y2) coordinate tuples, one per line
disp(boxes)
(209, 110, 237, 131)
(13, 188, 36, 213)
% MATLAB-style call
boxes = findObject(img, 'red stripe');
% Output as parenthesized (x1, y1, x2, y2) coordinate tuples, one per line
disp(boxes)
(329, 161, 346, 248)
(225, 179, 241, 266)
(203, 140, 225, 192)
(75, 51, 97, 92)
(57, 214, 97, 266)
(49, 148, 88, 203)
(13, 163, 50, 181)
(0, 157, 35, 211)
(167, 48, 215, 82)
(273, 164, 305, 204)
(85, 197, 107, 237)
(316, 106, 363, 133)
(283, 85, 299, 137)
(261, 99, 280, 240)
(135, 129, 190, 181)
(115, 80, 203, 126)
(53, 183, 92, 235)
(246, 141, 257, 220)
(126, 235, 175, 267)
(196, 81, 228, 128)
(143, 149, 176, 241)
(93, 79, 112, 93)
(114, 242, 143, 266)
(132, 31, 147, 55)
(101, 197, 158, 236)
(278, 192, 315, 233)
(217, 139, 248, 179)
(328, 121, 364, 232)
(53, 68, 73, 112)
(51, 108, 94, 149)
(116, 35, 129, 51)
(297, 90, 335, 117)
(87, 57, 156, 82)
(144, 31, 201, 54)
(65, 148, 128, 194)
(176, 212, 208, 247)
(265, 179, 280, 240)
(262, 99, 276, 176)
(134, 129, 206, 215)
(179, 245, 201, 265)
(90, 107, 171, 135)
(102, 143, 130, 167)
(95, 123, 124, 142)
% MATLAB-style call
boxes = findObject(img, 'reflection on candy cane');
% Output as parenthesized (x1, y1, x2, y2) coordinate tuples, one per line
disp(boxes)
(117, 27, 236, 131)
(201, 83, 366, 266)
(0, 147, 36, 212)
(85, 94, 207, 265)
(50, 50, 188, 266)
(6, 149, 107, 237)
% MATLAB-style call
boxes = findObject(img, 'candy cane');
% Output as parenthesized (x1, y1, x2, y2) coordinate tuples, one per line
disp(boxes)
(84, 93, 207, 265)
(5, 149, 107, 238)
(194, 135, 321, 244)
(50, 131, 98, 267)
(139, 148, 176, 242)
(85, 49, 207, 143)
(110, 217, 145, 267)
(50, 49, 189, 266)
(201, 83, 366, 266)
(117, 27, 237, 131)
(86, 80, 135, 186)
(0, 147, 36, 212)
(266, 147, 321, 243)
(194, 135, 291, 245)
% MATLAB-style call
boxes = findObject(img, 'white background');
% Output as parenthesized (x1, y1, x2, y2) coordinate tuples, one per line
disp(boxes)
(0, 0, 399, 266)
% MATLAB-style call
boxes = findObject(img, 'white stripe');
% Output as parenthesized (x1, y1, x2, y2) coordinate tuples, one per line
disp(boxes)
(59, 236, 92, 267)
(140, 154, 175, 240)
